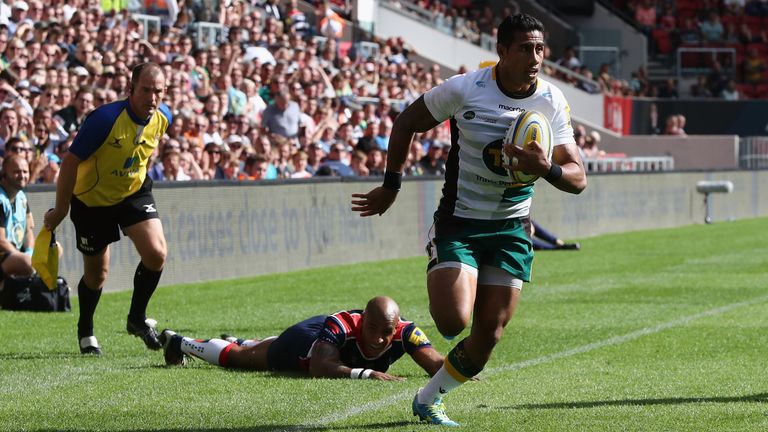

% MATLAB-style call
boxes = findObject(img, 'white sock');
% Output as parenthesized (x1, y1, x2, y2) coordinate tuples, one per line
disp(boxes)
(418, 365, 463, 404)
(180, 337, 233, 366)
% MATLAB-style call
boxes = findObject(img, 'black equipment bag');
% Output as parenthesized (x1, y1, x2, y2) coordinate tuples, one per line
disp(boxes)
(0, 274, 71, 312)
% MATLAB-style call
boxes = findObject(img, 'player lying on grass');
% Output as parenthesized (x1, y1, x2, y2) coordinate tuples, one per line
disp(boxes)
(159, 296, 444, 380)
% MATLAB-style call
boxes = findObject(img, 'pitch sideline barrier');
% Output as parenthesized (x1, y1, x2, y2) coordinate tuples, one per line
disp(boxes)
(26, 170, 768, 292)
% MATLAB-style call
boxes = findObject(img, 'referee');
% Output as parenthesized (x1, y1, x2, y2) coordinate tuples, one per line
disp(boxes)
(44, 63, 172, 356)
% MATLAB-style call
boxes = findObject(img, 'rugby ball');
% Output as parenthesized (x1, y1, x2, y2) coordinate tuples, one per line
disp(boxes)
(503, 110, 554, 184)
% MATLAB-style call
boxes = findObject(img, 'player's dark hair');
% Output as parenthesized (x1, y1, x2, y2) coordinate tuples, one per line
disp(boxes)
(130, 62, 162, 92)
(497, 14, 545, 48)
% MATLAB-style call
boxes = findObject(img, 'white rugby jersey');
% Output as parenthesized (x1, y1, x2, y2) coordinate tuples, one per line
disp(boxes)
(423, 66, 575, 220)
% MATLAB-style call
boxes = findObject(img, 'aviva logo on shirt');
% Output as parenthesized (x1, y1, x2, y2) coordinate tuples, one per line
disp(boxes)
(111, 156, 140, 177)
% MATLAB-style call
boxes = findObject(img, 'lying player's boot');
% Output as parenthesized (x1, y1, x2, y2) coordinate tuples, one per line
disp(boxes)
(159, 329, 188, 366)
(126, 316, 162, 350)
(558, 242, 581, 250)
(412, 390, 459, 427)
(79, 336, 102, 356)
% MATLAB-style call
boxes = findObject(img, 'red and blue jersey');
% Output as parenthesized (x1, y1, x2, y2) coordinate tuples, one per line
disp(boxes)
(267, 309, 432, 372)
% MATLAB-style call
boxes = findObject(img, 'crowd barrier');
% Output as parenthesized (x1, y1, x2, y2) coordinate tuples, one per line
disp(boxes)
(26, 170, 768, 293)
(584, 156, 675, 172)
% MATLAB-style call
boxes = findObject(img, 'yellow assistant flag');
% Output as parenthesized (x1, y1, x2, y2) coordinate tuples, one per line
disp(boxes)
(32, 228, 58, 290)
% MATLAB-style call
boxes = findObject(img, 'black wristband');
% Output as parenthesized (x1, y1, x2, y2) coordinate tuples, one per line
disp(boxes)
(382, 171, 402, 191)
(544, 163, 563, 183)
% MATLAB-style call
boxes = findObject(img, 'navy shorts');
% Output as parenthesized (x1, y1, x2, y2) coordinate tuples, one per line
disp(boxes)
(267, 315, 325, 371)
(70, 177, 159, 255)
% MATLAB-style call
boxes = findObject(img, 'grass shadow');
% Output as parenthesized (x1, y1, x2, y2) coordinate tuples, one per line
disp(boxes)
(29, 420, 415, 431)
(493, 392, 768, 410)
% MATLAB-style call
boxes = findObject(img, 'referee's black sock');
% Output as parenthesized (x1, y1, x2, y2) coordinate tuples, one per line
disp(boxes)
(128, 262, 162, 323)
(77, 278, 102, 338)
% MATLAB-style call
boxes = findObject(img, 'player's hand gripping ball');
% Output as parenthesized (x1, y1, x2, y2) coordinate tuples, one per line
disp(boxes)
(503, 110, 553, 184)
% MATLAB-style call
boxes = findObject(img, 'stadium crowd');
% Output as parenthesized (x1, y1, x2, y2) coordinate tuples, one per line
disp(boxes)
(616, 0, 768, 99)
(2, 0, 736, 185)
(0, 0, 458, 184)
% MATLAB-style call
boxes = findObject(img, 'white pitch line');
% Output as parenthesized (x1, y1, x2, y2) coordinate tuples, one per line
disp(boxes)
(284, 294, 768, 431)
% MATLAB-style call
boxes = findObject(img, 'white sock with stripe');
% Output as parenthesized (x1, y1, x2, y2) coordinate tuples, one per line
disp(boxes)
(180, 338, 234, 366)
(418, 365, 463, 404)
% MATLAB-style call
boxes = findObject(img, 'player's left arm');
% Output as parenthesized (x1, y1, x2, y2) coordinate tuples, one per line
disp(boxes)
(308, 341, 403, 381)
(409, 346, 444, 377)
(308, 340, 347, 378)
(547, 142, 586, 194)
(546, 99, 587, 194)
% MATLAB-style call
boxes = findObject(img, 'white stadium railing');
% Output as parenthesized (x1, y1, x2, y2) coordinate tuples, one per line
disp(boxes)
(740, 136, 768, 169)
(584, 156, 675, 173)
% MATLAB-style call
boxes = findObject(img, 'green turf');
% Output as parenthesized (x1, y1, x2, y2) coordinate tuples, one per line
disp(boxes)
(2, 218, 768, 431)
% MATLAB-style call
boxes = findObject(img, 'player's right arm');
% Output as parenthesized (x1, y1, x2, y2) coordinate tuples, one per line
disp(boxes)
(308, 341, 403, 381)
(351, 96, 441, 217)
(44, 105, 115, 231)
(44, 151, 82, 231)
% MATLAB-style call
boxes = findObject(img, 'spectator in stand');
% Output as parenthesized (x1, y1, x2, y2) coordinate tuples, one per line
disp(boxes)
(679, 18, 702, 45)
(634, 0, 657, 36)
(290, 150, 313, 179)
(724, 0, 745, 15)
(319, 142, 354, 177)
(707, 60, 730, 97)
(160, 148, 191, 181)
(179, 148, 204, 180)
(581, 133, 603, 159)
(657, 78, 679, 98)
(742, 47, 766, 86)
(664, 114, 687, 136)
(419, 141, 446, 176)
(745, 0, 768, 17)
(699, 11, 725, 43)
(721, 79, 740, 100)
(576, 66, 600, 94)
(690, 75, 714, 98)
(31, 106, 67, 156)
(201, 142, 227, 180)
(350, 150, 369, 177)
(556, 46, 581, 71)
(54, 87, 94, 134)
(373, 119, 392, 151)
(238, 154, 270, 181)
(677, 114, 688, 136)
(306, 142, 325, 175)
(0, 154, 36, 277)
(261, 87, 300, 143)
(366, 147, 385, 176)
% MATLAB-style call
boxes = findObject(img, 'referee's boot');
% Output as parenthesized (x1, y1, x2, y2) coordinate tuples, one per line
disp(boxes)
(126, 316, 162, 350)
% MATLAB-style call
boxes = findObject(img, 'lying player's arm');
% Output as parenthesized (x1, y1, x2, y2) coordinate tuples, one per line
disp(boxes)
(308, 341, 403, 381)
(410, 346, 444, 377)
